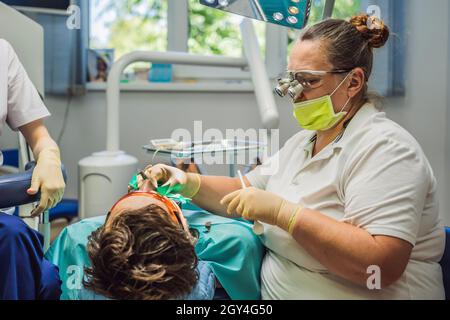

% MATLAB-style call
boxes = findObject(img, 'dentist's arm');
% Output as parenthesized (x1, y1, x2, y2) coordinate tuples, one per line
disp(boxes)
(141, 164, 245, 217)
(221, 187, 413, 288)
(20, 119, 65, 217)
(290, 207, 413, 288)
(191, 174, 247, 217)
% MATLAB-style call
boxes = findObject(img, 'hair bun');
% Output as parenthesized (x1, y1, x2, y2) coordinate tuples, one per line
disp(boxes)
(350, 14, 390, 48)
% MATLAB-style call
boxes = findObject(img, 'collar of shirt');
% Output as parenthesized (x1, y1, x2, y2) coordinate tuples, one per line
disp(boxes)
(301, 103, 379, 160)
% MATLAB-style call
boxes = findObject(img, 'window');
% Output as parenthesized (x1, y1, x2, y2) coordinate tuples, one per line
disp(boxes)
(89, 0, 170, 80)
(89, 0, 270, 82)
(188, 0, 266, 58)
(87, 0, 403, 94)
(24, 0, 403, 94)
(89, 0, 168, 59)
(90, 0, 264, 59)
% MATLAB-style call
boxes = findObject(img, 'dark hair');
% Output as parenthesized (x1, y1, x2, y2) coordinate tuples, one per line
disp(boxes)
(301, 14, 390, 102)
(84, 204, 198, 300)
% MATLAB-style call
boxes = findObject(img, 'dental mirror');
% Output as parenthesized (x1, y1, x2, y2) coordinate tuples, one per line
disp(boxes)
(199, 0, 312, 29)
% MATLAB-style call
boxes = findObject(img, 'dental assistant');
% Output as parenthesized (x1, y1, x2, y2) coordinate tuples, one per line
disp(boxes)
(143, 14, 445, 299)
(0, 39, 65, 299)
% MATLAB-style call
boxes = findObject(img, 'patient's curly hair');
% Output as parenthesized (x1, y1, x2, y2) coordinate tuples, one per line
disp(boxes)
(84, 204, 198, 300)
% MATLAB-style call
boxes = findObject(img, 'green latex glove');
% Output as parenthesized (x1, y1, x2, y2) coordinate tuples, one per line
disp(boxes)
(128, 174, 140, 192)
(128, 172, 192, 205)
(157, 184, 191, 205)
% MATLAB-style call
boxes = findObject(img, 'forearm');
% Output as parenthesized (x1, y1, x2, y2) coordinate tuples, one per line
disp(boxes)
(19, 119, 65, 216)
(31, 136, 59, 160)
(291, 208, 406, 287)
(220, 186, 412, 288)
(192, 175, 243, 217)
(19, 119, 59, 160)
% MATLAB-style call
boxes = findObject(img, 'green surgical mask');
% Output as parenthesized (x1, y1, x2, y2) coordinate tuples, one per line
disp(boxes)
(293, 73, 352, 131)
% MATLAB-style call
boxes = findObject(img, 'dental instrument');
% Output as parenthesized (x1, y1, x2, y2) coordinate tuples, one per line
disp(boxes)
(237, 170, 264, 235)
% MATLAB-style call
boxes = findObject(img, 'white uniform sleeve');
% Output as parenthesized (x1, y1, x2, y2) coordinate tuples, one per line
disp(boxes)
(342, 137, 430, 246)
(5, 40, 50, 131)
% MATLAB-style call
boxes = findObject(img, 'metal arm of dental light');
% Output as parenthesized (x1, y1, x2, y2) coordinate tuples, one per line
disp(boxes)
(106, 40, 280, 152)
(107, 52, 244, 152)
(240, 19, 280, 129)
(322, 0, 336, 19)
(249, 0, 268, 22)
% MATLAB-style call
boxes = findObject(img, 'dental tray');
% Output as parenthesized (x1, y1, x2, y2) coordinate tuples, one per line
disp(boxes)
(143, 139, 265, 159)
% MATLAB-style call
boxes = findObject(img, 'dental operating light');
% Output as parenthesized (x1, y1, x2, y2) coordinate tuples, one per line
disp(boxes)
(199, 0, 312, 30)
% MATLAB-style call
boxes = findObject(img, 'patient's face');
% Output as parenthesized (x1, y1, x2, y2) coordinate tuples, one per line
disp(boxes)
(105, 192, 190, 236)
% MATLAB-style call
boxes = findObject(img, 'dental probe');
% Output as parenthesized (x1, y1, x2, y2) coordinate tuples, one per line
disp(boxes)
(237, 170, 264, 235)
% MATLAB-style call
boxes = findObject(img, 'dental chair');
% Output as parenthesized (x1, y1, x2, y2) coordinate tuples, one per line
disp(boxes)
(1, 148, 77, 223)
(441, 227, 450, 300)
(0, 162, 67, 250)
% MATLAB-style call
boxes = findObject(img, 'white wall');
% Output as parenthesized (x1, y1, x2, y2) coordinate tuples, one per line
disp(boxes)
(447, 1, 450, 227)
(1, 0, 449, 225)
(384, 0, 450, 226)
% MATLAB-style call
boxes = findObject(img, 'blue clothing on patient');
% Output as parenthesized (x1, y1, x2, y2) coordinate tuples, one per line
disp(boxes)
(46, 209, 265, 300)
(0, 212, 62, 300)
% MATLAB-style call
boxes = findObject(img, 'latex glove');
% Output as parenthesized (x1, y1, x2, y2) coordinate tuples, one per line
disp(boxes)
(140, 164, 201, 199)
(220, 187, 302, 234)
(27, 147, 65, 217)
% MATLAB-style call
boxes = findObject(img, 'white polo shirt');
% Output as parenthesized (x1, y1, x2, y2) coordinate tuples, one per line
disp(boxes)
(246, 103, 446, 300)
(0, 39, 50, 166)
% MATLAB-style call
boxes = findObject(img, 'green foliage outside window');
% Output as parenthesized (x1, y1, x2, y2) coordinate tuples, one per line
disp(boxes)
(90, 0, 361, 60)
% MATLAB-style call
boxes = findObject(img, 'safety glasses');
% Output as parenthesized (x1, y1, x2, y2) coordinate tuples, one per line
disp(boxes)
(275, 69, 352, 99)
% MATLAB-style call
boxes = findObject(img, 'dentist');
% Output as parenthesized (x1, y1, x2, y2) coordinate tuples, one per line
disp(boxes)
(143, 14, 445, 299)
(0, 39, 65, 299)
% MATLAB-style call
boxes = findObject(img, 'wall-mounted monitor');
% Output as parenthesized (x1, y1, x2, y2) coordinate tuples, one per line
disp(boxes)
(1, 0, 72, 15)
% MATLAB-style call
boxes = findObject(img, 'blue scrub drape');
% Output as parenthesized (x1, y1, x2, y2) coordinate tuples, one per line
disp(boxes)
(0, 212, 61, 300)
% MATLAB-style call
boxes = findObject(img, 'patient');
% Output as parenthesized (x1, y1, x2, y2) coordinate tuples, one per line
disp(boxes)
(83, 191, 199, 300)
(47, 181, 264, 300)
